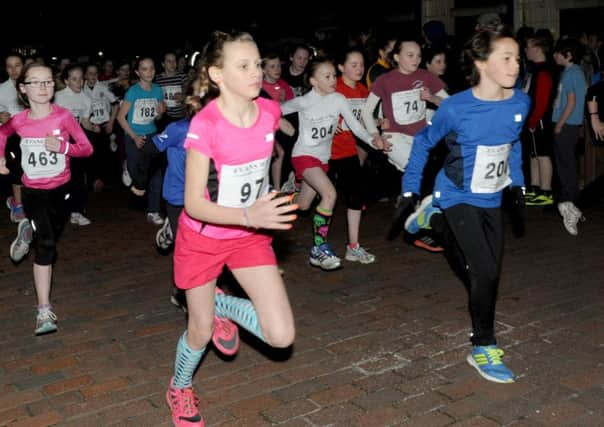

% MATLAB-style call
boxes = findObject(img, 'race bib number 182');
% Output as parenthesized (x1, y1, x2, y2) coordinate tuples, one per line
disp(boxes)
(132, 99, 158, 125)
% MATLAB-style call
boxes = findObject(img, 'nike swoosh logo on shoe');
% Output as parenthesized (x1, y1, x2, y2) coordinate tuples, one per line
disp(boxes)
(179, 414, 202, 422)
(216, 331, 239, 351)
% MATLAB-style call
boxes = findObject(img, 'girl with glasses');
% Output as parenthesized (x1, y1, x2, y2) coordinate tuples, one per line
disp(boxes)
(0, 63, 93, 335)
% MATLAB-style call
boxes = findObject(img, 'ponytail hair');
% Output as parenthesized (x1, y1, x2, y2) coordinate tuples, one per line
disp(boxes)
(197, 30, 255, 106)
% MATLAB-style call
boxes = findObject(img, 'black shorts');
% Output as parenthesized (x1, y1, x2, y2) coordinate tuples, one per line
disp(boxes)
(328, 156, 366, 210)
(523, 124, 553, 157)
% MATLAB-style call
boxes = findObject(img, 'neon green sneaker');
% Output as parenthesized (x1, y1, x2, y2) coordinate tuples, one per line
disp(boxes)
(404, 195, 441, 234)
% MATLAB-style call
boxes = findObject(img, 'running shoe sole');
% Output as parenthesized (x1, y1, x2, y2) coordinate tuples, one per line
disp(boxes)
(466, 354, 514, 384)
(413, 238, 444, 253)
(35, 322, 58, 335)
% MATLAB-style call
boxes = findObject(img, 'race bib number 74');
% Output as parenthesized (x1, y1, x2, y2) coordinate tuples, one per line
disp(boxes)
(217, 157, 271, 208)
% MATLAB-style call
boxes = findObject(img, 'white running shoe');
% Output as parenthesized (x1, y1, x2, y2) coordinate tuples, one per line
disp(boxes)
(309, 243, 342, 271)
(156, 218, 174, 250)
(10, 219, 32, 263)
(147, 212, 164, 226)
(345, 244, 376, 264)
(122, 161, 132, 187)
(35, 308, 58, 335)
(70, 212, 91, 226)
(557, 202, 582, 236)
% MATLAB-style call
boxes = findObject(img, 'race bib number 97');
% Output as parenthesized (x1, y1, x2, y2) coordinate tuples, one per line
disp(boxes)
(217, 157, 271, 208)
(470, 144, 512, 193)
(20, 138, 66, 179)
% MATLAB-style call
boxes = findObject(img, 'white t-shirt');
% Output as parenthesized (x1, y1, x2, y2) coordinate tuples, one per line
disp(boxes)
(281, 89, 372, 162)
(54, 86, 92, 123)
(0, 79, 24, 117)
(83, 82, 117, 124)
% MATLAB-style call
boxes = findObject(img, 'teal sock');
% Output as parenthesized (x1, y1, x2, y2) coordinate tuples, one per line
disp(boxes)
(215, 293, 265, 341)
(173, 332, 205, 389)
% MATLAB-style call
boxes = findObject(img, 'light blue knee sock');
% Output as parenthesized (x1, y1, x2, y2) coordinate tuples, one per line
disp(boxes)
(215, 293, 265, 341)
(173, 332, 205, 389)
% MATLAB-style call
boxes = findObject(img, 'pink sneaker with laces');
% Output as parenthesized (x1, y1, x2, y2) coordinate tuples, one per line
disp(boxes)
(213, 288, 240, 356)
(166, 378, 204, 427)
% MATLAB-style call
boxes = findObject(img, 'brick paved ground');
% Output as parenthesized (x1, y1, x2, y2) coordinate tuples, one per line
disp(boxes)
(1, 189, 603, 426)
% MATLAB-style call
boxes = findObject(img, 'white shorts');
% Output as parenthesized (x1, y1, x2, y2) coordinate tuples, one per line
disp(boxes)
(383, 132, 414, 172)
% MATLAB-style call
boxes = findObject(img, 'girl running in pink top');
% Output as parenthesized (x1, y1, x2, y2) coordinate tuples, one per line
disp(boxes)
(0, 63, 93, 335)
(165, 31, 298, 427)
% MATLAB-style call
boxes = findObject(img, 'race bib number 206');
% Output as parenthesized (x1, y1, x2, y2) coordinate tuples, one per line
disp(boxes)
(217, 157, 271, 208)
(470, 144, 512, 193)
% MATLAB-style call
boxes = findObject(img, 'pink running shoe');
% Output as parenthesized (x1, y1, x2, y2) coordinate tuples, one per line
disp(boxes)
(166, 378, 204, 427)
(213, 288, 240, 356)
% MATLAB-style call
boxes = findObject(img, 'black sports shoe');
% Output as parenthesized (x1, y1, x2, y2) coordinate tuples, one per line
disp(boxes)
(170, 287, 188, 313)
(386, 194, 417, 241)
(413, 235, 444, 253)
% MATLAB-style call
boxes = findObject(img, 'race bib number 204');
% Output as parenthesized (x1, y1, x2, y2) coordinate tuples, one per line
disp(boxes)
(217, 157, 271, 208)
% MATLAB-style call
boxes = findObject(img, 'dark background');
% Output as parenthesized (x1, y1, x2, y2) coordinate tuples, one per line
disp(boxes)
(3, 3, 603, 63)
(3, 5, 423, 60)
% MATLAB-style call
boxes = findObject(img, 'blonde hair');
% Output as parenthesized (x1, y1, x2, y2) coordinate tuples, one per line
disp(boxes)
(197, 30, 255, 105)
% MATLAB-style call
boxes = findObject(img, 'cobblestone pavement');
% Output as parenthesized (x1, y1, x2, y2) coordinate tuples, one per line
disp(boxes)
(1, 189, 603, 426)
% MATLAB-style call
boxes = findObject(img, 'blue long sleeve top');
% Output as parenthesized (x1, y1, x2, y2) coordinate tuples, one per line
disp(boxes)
(403, 88, 530, 209)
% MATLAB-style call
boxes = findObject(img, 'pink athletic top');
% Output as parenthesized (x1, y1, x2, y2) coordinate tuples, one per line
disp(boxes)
(0, 105, 93, 189)
(182, 97, 281, 239)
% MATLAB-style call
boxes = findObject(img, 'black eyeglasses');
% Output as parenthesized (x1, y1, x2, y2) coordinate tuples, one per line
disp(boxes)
(23, 80, 55, 88)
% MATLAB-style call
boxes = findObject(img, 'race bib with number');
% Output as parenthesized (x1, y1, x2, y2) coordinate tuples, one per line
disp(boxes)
(307, 115, 335, 146)
(341, 98, 365, 131)
(91, 100, 109, 124)
(132, 98, 159, 125)
(470, 144, 512, 193)
(391, 88, 425, 125)
(20, 138, 66, 179)
(69, 108, 84, 124)
(163, 85, 182, 108)
(217, 157, 271, 208)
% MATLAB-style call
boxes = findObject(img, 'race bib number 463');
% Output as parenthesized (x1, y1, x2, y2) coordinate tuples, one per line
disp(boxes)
(20, 138, 65, 179)
(217, 157, 271, 208)
(470, 144, 512, 193)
